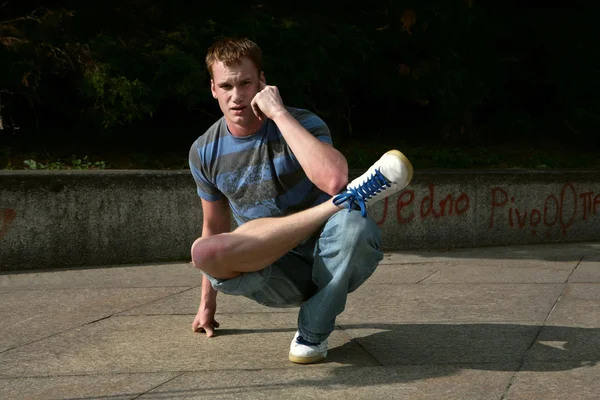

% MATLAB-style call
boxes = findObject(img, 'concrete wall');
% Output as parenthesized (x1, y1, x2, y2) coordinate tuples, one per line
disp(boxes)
(1, 169, 599, 271)
(374, 170, 600, 250)
(0, 171, 202, 271)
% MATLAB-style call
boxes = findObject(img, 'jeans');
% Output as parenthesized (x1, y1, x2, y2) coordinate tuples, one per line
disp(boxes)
(202, 209, 383, 343)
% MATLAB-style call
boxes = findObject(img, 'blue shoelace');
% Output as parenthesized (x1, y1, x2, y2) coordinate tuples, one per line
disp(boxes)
(332, 168, 391, 217)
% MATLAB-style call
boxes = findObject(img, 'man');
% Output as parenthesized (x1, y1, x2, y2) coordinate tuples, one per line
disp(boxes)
(189, 37, 413, 364)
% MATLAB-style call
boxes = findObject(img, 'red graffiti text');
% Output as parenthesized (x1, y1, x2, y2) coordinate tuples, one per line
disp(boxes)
(489, 183, 599, 236)
(376, 184, 471, 225)
(0, 208, 16, 239)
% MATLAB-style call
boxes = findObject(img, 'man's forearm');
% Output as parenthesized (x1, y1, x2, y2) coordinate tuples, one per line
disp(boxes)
(201, 274, 217, 305)
(272, 110, 348, 195)
(197, 204, 231, 307)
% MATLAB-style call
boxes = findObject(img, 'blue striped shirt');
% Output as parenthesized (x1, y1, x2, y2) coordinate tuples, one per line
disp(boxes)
(189, 107, 333, 226)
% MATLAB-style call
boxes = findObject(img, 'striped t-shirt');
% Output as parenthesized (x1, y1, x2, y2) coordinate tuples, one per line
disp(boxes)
(189, 107, 333, 226)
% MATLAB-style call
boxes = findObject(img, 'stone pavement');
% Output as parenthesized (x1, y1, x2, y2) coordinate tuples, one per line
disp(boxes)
(0, 242, 599, 400)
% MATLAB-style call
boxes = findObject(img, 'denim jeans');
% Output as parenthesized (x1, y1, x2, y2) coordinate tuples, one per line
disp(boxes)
(202, 208, 383, 343)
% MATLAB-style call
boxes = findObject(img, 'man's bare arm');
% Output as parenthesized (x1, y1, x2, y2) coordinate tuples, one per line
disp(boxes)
(251, 83, 348, 195)
(272, 111, 348, 195)
(191, 197, 231, 337)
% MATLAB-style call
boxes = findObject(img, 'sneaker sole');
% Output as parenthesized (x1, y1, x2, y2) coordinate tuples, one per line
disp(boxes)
(288, 352, 327, 364)
(385, 150, 414, 185)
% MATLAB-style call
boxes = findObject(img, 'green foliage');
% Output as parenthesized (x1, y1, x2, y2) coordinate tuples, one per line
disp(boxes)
(83, 66, 153, 128)
(22, 155, 106, 170)
(0, 1, 598, 151)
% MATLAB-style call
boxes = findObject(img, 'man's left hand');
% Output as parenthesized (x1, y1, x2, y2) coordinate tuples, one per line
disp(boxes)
(251, 82, 288, 121)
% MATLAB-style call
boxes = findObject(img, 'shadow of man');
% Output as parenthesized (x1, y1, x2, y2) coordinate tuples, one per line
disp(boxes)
(326, 322, 598, 374)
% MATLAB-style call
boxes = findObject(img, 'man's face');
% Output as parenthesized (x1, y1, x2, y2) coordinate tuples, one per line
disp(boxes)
(210, 57, 265, 135)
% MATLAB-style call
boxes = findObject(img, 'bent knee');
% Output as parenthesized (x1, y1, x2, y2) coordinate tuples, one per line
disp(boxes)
(190, 237, 207, 270)
(190, 236, 224, 272)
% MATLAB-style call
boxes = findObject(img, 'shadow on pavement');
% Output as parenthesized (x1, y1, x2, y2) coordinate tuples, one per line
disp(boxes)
(331, 323, 599, 369)
(50, 322, 598, 399)
(212, 322, 598, 372)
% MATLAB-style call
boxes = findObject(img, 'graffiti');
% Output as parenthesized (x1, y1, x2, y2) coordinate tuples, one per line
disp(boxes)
(375, 182, 598, 238)
(376, 184, 471, 225)
(580, 191, 600, 220)
(489, 183, 599, 236)
(0, 208, 16, 239)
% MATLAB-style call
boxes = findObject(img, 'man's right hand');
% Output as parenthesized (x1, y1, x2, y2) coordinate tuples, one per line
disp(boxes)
(192, 302, 220, 337)
(251, 82, 288, 122)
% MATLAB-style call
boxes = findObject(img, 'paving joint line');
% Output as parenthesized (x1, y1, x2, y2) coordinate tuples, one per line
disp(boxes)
(336, 324, 383, 367)
(131, 372, 186, 399)
(415, 270, 439, 284)
(0, 362, 534, 380)
(499, 255, 585, 400)
(0, 286, 195, 292)
(0, 287, 195, 355)
(114, 287, 196, 316)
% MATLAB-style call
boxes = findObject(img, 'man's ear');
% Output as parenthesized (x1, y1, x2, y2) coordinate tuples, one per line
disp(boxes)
(260, 71, 266, 86)
(210, 79, 217, 99)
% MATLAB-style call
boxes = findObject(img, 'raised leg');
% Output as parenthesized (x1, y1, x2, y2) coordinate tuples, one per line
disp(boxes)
(192, 149, 412, 281)
(191, 200, 341, 279)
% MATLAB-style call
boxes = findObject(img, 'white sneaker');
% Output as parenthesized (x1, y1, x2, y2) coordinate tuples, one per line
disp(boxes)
(289, 331, 328, 364)
(333, 149, 413, 217)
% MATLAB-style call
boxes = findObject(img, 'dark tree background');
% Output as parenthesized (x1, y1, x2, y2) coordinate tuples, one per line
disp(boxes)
(1, 1, 598, 168)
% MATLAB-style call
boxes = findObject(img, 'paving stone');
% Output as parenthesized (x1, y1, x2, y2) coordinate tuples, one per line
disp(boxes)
(365, 263, 444, 284)
(0, 287, 187, 351)
(380, 242, 592, 266)
(504, 362, 600, 400)
(0, 373, 178, 400)
(422, 264, 571, 284)
(119, 287, 296, 316)
(526, 284, 600, 363)
(0, 314, 377, 377)
(0, 263, 199, 291)
(569, 256, 600, 282)
(339, 283, 564, 323)
(340, 323, 540, 364)
(138, 365, 515, 400)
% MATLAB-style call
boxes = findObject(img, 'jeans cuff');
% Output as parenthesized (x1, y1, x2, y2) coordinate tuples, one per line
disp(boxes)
(201, 267, 271, 296)
(298, 327, 330, 344)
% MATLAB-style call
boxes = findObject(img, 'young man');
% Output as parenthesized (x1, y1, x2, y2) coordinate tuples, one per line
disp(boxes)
(189, 37, 413, 364)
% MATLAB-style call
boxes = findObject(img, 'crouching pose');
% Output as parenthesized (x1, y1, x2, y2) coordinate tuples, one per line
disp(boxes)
(189, 37, 413, 364)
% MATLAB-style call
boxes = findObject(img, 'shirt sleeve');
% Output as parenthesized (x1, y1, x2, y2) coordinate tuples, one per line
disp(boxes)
(188, 142, 223, 202)
(295, 109, 333, 145)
